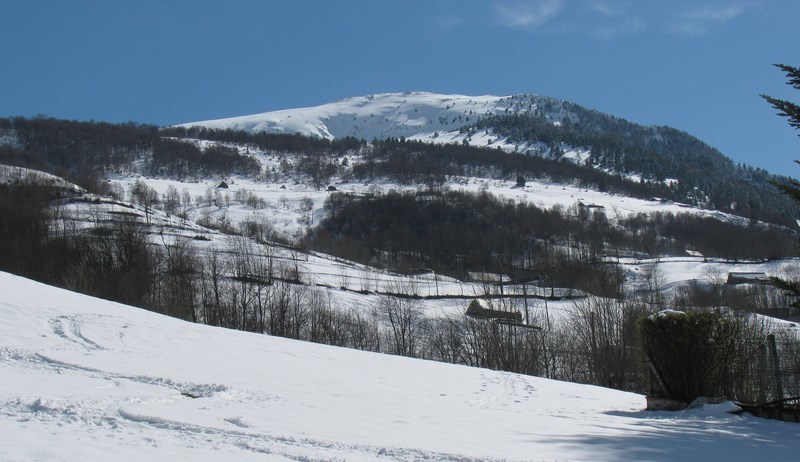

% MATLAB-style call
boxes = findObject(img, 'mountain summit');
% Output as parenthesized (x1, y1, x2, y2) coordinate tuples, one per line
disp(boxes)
(180, 91, 564, 146)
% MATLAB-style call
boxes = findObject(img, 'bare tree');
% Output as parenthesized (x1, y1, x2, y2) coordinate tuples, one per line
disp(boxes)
(344, 306, 382, 352)
(163, 185, 180, 218)
(306, 288, 334, 344)
(565, 296, 651, 391)
(130, 179, 159, 224)
(201, 245, 228, 327)
(158, 236, 199, 322)
(376, 282, 424, 357)
(640, 262, 665, 307)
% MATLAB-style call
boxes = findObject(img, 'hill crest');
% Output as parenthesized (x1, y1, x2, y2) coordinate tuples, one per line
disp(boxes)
(179, 91, 563, 142)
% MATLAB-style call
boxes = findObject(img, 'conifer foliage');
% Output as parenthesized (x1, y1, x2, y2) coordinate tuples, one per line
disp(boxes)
(762, 64, 800, 132)
(763, 64, 800, 306)
(763, 64, 800, 204)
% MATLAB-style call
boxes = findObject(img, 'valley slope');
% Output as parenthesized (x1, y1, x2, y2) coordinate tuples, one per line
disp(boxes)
(3, 271, 799, 461)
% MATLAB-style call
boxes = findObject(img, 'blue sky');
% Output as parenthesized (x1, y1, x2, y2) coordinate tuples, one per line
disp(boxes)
(2, 0, 800, 174)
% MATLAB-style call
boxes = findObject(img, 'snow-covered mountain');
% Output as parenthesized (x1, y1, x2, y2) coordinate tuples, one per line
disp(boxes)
(180, 91, 510, 138)
(179, 91, 800, 225)
(4, 270, 799, 461)
(180, 91, 567, 152)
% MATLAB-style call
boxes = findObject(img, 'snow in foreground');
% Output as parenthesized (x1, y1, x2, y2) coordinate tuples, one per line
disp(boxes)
(1, 272, 798, 461)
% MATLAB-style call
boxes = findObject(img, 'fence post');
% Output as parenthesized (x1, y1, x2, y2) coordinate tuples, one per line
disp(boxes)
(644, 351, 671, 399)
(758, 342, 767, 404)
(589, 311, 597, 383)
(767, 334, 784, 406)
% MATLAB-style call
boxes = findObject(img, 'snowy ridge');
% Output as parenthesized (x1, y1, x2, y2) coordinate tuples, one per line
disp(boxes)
(3, 271, 800, 461)
(179, 91, 567, 153)
(0, 164, 85, 193)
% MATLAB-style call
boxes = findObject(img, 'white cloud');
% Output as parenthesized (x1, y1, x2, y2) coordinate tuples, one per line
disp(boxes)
(686, 5, 746, 22)
(592, 17, 646, 38)
(493, 0, 566, 29)
(667, 3, 748, 36)
(585, 0, 628, 17)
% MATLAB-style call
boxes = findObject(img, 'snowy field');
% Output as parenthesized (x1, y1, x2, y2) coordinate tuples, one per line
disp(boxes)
(108, 157, 753, 247)
(2, 271, 799, 462)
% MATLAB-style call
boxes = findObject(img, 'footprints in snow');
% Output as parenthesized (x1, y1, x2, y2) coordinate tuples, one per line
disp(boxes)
(471, 373, 537, 407)
(48, 314, 107, 351)
(223, 416, 251, 428)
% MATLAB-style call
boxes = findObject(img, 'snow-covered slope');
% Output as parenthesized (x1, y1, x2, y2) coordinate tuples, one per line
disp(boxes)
(2, 271, 799, 461)
(0, 164, 85, 193)
(178, 91, 583, 154)
(179, 91, 536, 144)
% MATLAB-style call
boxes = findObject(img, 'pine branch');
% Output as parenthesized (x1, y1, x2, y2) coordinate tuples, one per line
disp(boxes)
(775, 64, 800, 91)
(760, 95, 800, 130)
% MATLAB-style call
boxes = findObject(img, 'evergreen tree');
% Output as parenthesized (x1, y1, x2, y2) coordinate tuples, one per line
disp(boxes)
(763, 63, 800, 306)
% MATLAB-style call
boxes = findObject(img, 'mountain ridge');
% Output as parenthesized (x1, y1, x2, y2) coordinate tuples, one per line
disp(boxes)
(175, 91, 759, 181)
(179, 91, 544, 142)
(178, 91, 799, 225)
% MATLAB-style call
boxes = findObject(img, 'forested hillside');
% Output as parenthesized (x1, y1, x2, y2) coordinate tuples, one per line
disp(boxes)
(467, 97, 798, 225)
(310, 189, 796, 288)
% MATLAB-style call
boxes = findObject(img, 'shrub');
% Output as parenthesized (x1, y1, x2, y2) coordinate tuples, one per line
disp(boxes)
(640, 310, 766, 403)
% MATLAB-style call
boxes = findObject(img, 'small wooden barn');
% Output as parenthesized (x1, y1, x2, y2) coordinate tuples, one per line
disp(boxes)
(726, 272, 771, 285)
(465, 299, 522, 323)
